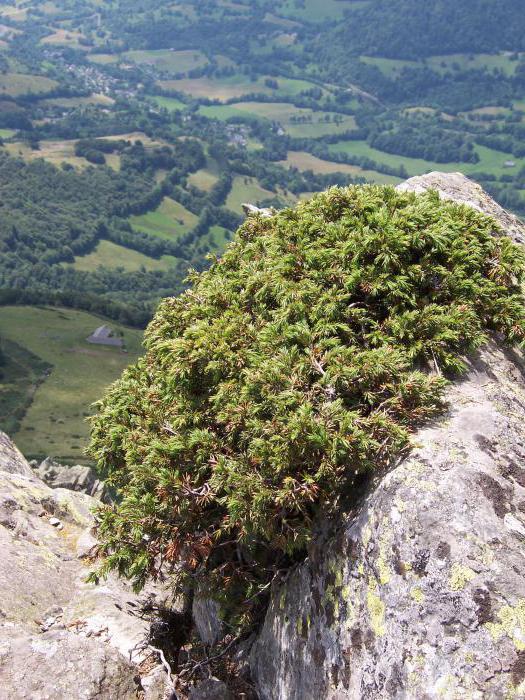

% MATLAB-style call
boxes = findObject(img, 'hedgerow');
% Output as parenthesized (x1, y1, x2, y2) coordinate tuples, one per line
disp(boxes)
(88, 185, 525, 627)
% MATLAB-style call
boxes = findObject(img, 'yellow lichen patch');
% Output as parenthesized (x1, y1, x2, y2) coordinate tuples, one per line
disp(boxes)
(448, 563, 476, 591)
(393, 497, 407, 513)
(342, 585, 352, 602)
(507, 678, 525, 698)
(435, 674, 460, 697)
(410, 586, 424, 603)
(402, 460, 428, 487)
(377, 516, 392, 585)
(367, 577, 386, 636)
(485, 599, 525, 651)
(362, 524, 372, 549)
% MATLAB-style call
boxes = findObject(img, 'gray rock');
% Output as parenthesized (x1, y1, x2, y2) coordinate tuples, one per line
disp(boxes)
(241, 203, 274, 218)
(188, 677, 233, 700)
(397, 171, 525, 244)
(0, 432, 37, 478)
(250, 174, 525, 699)
(33, 456, 111, 502)
(0, 626, 139, 700)
(192, 596, 223, 646)
(0, 431, 170, 700)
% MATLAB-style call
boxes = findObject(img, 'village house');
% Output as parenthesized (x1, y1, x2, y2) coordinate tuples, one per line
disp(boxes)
(86, 324, 123, 347)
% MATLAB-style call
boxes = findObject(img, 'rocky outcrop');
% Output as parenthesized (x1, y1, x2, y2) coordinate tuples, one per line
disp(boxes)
(0, 431, 171, 700)
(32, 456, 111, 502)
(250, 174, 525, 699)
(397, 171, 525, 245)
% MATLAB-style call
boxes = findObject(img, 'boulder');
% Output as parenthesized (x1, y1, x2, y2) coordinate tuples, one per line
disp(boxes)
(0, 430, 172, 700)
(250, 174, 525, 699)
(397, 171, 525, 244)
(188, 678, 233, 700)
(33, 456, 111, 502)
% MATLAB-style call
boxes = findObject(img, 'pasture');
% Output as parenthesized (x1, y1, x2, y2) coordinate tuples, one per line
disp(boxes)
(226, 176, 274, 213)
(70, 240, 179, 272)
(130, 197, 198, 240)
(187, 168, 219, 192)
(280, 151, 402, 184)
(276, 0, 369, 21)
(0, 305, 143, 461)
(125, 49, 208, 74)
(0, 72, 58, 97)
(3, 138, 121, 171)
(200, 101, 356, 137)
(327, 140, 525, 178)
(41, 94, 115, 108)
(88, 53, 120, 64)
(41, 29, 88, 49)
(163, 73, 331, 103)
(151, 95, 186, 111)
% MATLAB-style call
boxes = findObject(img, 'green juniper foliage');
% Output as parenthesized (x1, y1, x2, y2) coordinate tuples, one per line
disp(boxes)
(89, 185, 525, 625)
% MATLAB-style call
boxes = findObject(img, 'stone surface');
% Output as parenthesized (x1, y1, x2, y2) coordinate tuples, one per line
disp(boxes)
(398, 171, 525, 244)
(33, 456, 111, 502)
(188, 678, 233, 700)
(0, 431, 172, 700)
(0, 432, 36, 478)
(192, 596, 223, 647)
(241, 203, 274, 218)
(250, 175, 525, 699)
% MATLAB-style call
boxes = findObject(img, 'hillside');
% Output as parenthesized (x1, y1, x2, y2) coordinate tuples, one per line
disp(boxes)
(0, 306, 143, 461)
(1, 0, 525, 456)
(323, 0, 525, 59)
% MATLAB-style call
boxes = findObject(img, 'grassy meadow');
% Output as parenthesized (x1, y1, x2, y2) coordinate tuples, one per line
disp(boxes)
(279, 151, 402, 184)
(125, 48, 208, 73)
(130, 197, 198, 240)
(226, 176, 274, 213)
(0, 306, 143, 461)
(327, 140, 525, 178)
(69, 240, 179, 272)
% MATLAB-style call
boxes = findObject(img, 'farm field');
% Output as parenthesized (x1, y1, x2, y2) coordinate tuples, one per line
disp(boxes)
(40, 93, 115, 108)
(151, 95, 186, 111)
(327, 140, 525, 178)
(361, 52, 519, 78)
(40, 29, 87, 49)
(130, 197, 198, 240)
(3, 139, 91, 169)
(426, 52, 519, 76)
(158, 74, 326, 102)
(361, 56, 419, 77)
(207, 225, 232, 249)
(0, 4, 27, 21)
(70, 240, 179, 272)
(276, 0, 369, 21)
(0, 72, 58, 97)
(200, 101, 356, 136)
(158, 76, 272, 101)
(0, 305, 143, 461)
(226, 176, 274, 213)
(188, 168, 219, 192)
(3, 138, 121, 170)
(88, 53, 120, 64)
(280, 151, 402, 184)
(124, 48, 208, 74)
